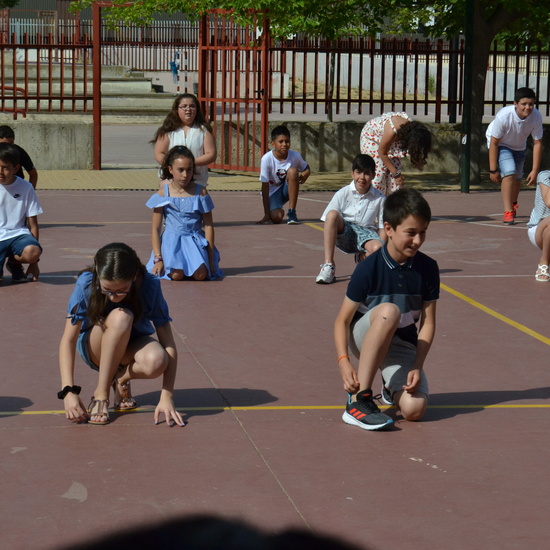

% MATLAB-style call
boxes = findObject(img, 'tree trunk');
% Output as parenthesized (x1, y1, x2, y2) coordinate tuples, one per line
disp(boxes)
(468, 24, 494, 183)
(468, 1, 522, 183)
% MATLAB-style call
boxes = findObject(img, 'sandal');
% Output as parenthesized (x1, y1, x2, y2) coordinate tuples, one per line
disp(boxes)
(535, 264, 550, 282)
(112, 378, 138, 412)
(88, 398, 110, 425)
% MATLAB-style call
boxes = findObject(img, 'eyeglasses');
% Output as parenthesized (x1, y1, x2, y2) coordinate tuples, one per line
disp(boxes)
(98, 285, 132, 297)
(178, 105, 197, 111)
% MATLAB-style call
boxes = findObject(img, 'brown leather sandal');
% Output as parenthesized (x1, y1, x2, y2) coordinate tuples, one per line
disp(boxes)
(112, 379, 138, 412)
(88, 398, 110, 425)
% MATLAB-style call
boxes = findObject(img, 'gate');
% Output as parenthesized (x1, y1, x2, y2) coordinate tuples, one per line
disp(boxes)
(198, 10, 269, 173)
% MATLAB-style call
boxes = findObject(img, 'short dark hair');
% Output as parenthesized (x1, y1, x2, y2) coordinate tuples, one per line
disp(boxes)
(0, 125, 15, 139)
(351, 154, 375, 174)
(514, 87, 536, 103)
(0, 142, 20, 166)
(271, 125, 290, 141)
(383, 188, 431, 228)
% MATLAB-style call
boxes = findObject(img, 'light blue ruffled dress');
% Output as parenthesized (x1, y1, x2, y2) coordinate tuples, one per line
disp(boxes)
(146, 184, 223, 280)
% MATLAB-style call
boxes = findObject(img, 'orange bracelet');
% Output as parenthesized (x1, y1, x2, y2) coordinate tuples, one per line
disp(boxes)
(337, 355, 350, 363)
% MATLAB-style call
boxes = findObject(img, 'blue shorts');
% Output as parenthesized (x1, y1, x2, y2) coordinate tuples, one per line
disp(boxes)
(76, 325, 147, 372)
(77, 329, 100, 371)
(336, 220, 382, 254)
(498, 146, 526, 180)
(268, 181, 289, 211)
(0, 233, 42, 272)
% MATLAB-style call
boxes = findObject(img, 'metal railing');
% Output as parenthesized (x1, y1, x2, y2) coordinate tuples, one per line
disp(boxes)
(0, 33, 92, 118)
(0, 16, 548, 122)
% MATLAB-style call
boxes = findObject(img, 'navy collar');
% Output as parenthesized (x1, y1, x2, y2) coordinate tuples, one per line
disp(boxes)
(381, 243, 414, 269)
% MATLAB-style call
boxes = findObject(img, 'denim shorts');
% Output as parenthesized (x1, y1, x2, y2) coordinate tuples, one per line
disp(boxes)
(268, 181, 289, 211)
(498, 146, 526, 179)
(76, 325, 143, 372)
(336, 220, 382, 254)
(0, 233, 42, 270)
(76, 329, 100, 371)
(349, 309, 429, 397)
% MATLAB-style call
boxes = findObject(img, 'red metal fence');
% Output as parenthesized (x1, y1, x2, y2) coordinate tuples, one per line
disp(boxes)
(0, 33, 92, 118)
(0, 11, 549, 121)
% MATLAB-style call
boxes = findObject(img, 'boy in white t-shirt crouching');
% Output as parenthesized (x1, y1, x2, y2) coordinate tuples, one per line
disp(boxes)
(257, 125, 310, 225)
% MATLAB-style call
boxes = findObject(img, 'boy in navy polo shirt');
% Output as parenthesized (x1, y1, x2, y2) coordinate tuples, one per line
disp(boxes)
(334, 188, 439, 431)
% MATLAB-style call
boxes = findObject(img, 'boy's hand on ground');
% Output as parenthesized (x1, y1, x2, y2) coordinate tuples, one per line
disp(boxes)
(256, 215, 272, 225)
(403, 369, 421, 393)
(339, 359, 359, 394)
(26, 262, 40, 281)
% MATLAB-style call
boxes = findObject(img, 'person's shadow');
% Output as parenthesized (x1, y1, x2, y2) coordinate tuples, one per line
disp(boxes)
(421, 386, 550, 422)
(0, 396, 33, 418)
(134, 387, 278, 423)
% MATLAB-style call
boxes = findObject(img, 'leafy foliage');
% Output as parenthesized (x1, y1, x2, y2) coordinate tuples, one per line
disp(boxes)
(69, 0, 550, 43)
(0, 0, 20, 8)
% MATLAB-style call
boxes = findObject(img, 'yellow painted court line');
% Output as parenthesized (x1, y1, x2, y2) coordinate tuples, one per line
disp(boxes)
(2, 404, 549, 416)
(441, 283, 550, 346)
(302, 223, 548, 345)
(305, 222, 324, 232)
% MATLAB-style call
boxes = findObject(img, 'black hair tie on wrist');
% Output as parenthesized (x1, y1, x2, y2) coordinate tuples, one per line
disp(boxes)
(57, 385, 82, 399)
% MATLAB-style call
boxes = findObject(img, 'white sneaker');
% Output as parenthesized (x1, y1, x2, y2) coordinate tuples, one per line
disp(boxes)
(316, 263, 335, 284)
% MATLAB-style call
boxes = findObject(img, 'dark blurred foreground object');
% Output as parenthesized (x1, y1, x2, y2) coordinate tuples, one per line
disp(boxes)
(60, 514, 365, 550)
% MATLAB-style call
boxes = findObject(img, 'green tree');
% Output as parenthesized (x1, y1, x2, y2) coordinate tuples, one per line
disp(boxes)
(398, 0, 550, 182)
(71, 0, 549, 181)
(0, 1, 20, 8)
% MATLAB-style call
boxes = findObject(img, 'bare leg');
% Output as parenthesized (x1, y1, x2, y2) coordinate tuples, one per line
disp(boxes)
(87, 308, 133, 421)
(356, 303, 400, 391)
(270, 208, 284, 224)
(362, 239, 383, 257)
(120, 335, 170, 382)
(286, 167, 300, 211)
(501, 174, 519, 212)
(323, 210, 345, 264)
(393, 390, 428, 421)
(192, 264, 208, 281)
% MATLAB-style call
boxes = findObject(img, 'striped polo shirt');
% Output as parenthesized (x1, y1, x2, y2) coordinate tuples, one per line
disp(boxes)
(346, 244, 440, 346)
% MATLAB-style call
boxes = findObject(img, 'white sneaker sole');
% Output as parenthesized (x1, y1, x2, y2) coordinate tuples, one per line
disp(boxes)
(342, 411, 393, 431)
(315, 276, 334, 284)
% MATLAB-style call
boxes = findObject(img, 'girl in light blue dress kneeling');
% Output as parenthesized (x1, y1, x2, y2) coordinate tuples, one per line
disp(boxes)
(146, 146, 223, 281)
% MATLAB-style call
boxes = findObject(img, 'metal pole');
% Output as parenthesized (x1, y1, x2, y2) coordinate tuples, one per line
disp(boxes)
(460, 0, 474, 192)
(92, 2, 101, 170)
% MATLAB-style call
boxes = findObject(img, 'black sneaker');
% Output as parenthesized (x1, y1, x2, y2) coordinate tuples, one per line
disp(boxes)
(6, 258, 31, 284)
(381, 385, 394, 406)
(342, 389, 393, 431)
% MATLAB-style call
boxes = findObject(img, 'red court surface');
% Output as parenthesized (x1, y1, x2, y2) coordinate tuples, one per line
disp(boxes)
(1, 187, 549, 550)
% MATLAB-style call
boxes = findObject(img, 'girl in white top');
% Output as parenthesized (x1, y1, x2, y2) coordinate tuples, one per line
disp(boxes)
(152, 93, 217, 186)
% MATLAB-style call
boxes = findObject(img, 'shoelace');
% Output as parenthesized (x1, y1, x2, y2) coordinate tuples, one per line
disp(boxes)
(354, 393, 383, 414)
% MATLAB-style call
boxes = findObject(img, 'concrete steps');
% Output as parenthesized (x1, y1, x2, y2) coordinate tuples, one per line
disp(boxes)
(1, 59, 176, 115)
(0, 93, 176, 114)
